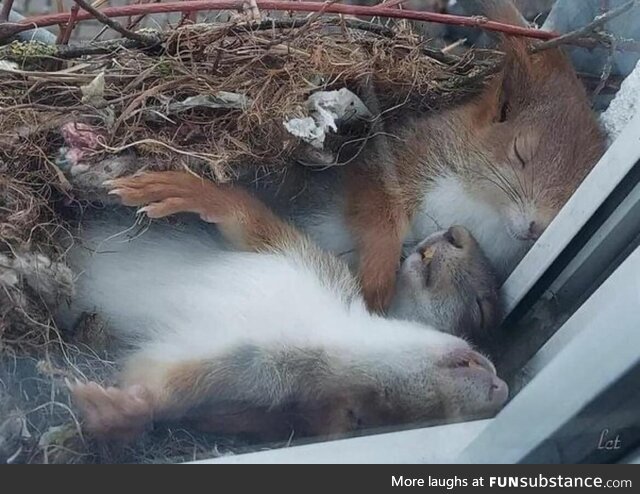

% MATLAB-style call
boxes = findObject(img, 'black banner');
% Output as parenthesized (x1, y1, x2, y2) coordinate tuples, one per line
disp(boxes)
(3, 464, 639, 492)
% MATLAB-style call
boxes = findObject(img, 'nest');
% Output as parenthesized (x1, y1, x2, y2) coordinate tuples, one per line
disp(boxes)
(0, 18, 498, 179)
(0, 17, 500, 463)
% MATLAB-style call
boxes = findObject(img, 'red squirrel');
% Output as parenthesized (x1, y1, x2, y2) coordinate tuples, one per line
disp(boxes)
(287, 0, 606, 312)
(63, 171, 506, 441)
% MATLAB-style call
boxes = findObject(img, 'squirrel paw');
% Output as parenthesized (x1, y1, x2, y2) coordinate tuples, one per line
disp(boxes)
(69, 380, 153, 441)
(360, 259, 398, 314)
(106, 171, 223, 222)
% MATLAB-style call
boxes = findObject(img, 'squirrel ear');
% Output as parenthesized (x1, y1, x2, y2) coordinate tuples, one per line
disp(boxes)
(479, 72, 507, 123)
(476, 0, 578, 77)
(471, 50, 529, 126)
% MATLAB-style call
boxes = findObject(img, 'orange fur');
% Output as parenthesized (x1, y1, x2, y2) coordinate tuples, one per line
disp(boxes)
(108, 171, 300, 253)
(69, 382, 154, 441)
(345, 167, 409, 313)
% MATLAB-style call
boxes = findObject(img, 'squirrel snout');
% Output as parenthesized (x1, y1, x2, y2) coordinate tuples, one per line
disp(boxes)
(507, 206, 553, 242)
(527, 220, 545, 241)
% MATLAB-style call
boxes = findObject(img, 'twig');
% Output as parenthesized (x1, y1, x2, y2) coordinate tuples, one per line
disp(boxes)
(592, 34, 617, 99)
(273, 0, 341, 44)
(1, 0, 563, 42)
(0, 36, 155, 60)
(127, 0, 154, 30)
(531, 0, 637, 53)
(180, 0, 198, 25)
(54, 0, 66, 43)
(0, 0, 14, 23)
(442, 38, 467, 54)
(230, 16, 396, 38)
(71, 0, 156, 44)
(578, 71, 622, 93)
(59, 5, 80, 45)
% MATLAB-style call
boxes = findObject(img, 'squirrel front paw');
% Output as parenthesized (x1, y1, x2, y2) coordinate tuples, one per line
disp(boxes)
(361, 268, 398, 314)
(106, 171, 223, 222)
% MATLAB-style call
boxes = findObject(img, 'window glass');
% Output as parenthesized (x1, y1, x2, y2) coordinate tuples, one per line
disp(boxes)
(1, 0, 636, 464)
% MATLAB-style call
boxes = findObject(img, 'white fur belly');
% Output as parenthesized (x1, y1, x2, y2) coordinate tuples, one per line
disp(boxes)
(298, 176, 529, 280)
(410, 175, 530, 280)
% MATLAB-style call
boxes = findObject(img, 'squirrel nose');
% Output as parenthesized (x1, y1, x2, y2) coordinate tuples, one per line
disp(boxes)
(528, 221, 544, 240)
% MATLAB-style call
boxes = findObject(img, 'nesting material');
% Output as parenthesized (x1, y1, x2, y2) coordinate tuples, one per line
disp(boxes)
(0, 19, 498, 181)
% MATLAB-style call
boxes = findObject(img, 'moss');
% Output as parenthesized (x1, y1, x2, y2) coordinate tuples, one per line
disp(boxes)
(5, 40, 58, 60)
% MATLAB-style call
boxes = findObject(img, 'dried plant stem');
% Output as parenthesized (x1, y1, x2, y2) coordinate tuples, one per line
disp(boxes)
(59, 5, 80, 45)
(0, 0, 14, 22)
(531, 0, 638, 53)
(0, 17, 401, 60)
(1, 0, 561, 41)
(71, 0, 156, 44)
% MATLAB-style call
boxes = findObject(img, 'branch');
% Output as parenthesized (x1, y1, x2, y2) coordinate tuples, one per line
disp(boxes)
(531, 0, 637, 53)
(4, 0, 639, 54)
(71, 0, 156, 44)
(58, 5, 80, 45)
(0, 36, 149, 60)
(0, 0, 14, 23)
(1, 0, 561, 42)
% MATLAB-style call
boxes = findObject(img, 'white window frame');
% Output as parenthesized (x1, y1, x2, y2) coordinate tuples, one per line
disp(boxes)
(191, 112, 640, 465)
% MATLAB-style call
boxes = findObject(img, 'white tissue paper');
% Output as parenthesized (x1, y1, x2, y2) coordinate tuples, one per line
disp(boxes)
(284, 88, 372, 149)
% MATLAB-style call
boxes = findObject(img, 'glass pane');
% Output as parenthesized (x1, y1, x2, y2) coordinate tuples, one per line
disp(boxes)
(1, 0, 636, 464)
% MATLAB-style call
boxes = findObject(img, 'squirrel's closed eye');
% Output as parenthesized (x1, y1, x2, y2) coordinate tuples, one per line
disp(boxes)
(476, 297, 486, 330)
(513, 138, 526, 168)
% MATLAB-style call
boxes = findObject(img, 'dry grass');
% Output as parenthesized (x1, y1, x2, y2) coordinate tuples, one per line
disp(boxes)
(1, 19, 498, 180)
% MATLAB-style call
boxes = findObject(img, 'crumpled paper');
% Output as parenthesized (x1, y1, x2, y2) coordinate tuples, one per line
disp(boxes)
(80, 72, 116, 127)
(284, 88, 373, 149)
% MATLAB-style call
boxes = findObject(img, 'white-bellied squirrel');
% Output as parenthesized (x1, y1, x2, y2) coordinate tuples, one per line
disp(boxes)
(62, 171, 506, 441)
